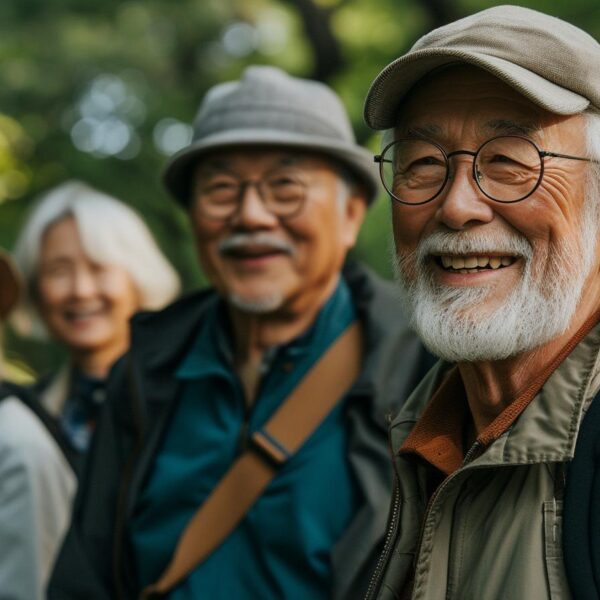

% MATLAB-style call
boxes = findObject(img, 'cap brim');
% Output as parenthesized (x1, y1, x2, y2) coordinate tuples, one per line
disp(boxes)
(162, 129, 380, 206)
(0, 252, 20, 319)
(364, 49, 590, 130)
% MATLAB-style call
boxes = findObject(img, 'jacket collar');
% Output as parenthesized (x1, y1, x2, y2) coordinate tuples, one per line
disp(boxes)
(392, 317, 600, 466)
(126, 260, 414, 430)
(477, 318, 600, 466)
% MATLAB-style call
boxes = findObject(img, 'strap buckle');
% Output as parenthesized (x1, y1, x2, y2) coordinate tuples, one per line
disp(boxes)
(250, 429, 291, 468)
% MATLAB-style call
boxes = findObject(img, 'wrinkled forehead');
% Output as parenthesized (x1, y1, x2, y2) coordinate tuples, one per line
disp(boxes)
(393, 65, 585, 147)
(193, 147, 337, 177)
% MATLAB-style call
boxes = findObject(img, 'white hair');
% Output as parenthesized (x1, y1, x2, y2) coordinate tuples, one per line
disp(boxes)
(585, 107, 600, 210)
(12, 180, 181, 339)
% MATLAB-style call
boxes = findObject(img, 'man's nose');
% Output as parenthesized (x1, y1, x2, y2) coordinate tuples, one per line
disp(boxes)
(230, 183, 279, 229)
(434, 159, 495, 230)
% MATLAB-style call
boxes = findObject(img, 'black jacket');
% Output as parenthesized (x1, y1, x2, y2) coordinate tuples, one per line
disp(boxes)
(564, 388, 600, 600)
(49, 261, 434, 600)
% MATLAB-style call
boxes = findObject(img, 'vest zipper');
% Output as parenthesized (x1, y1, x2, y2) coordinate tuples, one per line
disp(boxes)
(364, 476, 402, 600)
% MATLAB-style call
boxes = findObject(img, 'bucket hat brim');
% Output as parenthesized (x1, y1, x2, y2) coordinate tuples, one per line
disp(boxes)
(364, 49, 590, 130)
(163, 128, 380, 206)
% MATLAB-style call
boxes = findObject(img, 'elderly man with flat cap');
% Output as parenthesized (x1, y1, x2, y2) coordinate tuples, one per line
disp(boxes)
(362, 5, 600, 600)
(49, 66, 433, 600)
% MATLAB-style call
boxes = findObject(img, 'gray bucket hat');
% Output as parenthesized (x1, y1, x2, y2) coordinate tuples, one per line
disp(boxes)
(164, 66, 379, 205)
(364, 5, 600, 130)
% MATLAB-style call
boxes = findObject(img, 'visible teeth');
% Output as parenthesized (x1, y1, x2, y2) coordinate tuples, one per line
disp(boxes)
(477, 256, 490, 268)
(439, 254, 516, 273)
(438, 254, 516, 271)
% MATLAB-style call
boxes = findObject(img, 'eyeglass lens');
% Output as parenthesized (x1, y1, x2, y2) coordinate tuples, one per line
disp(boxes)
(381, 136, 543, 204)
(196, 172, 307, 220)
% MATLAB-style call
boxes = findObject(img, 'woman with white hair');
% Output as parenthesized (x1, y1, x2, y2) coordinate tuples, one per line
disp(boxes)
(13, 180, 180, 468)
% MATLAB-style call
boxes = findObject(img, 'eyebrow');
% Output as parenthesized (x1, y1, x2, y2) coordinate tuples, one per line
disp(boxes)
(400, 124, 443, 139)
(397, 120, 542, 142)
(197, 159, 233, 174)
(40, 256, 74, 268)
(482, 119, 542, 137)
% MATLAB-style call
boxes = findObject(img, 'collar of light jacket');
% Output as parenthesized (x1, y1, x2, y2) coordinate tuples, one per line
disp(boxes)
(391, 316, 600, 466)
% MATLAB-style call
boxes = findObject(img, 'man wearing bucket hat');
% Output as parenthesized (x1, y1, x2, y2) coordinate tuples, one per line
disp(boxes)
(0, 251, 76, 599)
(49, 66, 433, 600)
(361, 5, 600, 600)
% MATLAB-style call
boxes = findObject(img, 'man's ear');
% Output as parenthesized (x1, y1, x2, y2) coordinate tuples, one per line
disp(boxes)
(341, 191, 368, 249)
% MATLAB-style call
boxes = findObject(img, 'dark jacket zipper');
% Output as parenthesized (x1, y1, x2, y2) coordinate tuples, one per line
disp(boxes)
(113, 354, 147, 600)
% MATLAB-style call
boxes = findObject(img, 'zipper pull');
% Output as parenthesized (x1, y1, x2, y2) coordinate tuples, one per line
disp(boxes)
(462, 441, 482, 465)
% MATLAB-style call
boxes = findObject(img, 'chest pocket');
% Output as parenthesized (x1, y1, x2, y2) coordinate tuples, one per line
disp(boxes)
(543, 500, 572, 600)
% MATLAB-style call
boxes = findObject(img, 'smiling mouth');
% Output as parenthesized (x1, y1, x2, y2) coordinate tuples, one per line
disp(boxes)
(433, 254, 518, 274)
(64, 307, 105, 321)
(222, 245, 290, 260)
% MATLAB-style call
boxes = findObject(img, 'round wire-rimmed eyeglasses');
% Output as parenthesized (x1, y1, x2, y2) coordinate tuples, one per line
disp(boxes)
(374, 135, 597, 205)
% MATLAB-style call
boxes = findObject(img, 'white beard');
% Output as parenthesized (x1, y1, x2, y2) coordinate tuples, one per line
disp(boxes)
(218, 232, 294, 315)
(394, 201, 598, 362)
(227, 292, 285, 314)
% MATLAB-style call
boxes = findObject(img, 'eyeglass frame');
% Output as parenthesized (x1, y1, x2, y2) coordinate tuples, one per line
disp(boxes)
(374, 135, 597, 206)
(192, 170, 310, 221)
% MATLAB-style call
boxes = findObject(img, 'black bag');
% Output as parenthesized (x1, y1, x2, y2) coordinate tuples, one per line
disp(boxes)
(563, 391, 600, 599)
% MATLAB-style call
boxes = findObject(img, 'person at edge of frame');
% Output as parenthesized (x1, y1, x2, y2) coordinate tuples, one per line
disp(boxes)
(362, 5, 600, 600)
(0, 250, 76, 600)
(48, 65, 435, 600)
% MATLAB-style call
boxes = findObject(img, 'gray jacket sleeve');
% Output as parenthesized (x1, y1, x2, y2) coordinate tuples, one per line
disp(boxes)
(0, 397, 76, 600)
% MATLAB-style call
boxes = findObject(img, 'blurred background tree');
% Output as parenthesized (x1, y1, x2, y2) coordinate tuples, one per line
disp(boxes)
(1, 0, 599, 374)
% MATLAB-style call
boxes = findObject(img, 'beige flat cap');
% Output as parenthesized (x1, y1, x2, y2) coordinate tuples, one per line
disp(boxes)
(365, 5, 600, 130)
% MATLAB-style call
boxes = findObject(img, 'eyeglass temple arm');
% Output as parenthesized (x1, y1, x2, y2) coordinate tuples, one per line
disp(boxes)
(540, 151, 596, 163)
(374, 155, 391, 163)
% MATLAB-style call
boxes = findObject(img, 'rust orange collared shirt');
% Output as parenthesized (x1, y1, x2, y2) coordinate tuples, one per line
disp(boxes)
(400, 309, 600, 478)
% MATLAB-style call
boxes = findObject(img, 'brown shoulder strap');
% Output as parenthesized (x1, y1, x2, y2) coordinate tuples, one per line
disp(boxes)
(140, 321, 363, 599)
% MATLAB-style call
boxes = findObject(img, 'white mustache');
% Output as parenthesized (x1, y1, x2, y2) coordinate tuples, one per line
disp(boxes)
(218, 233, 296, 256)
(416, 228, 533, 264)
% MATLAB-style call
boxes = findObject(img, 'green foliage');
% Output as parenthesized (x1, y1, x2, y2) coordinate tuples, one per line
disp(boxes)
(1, 0, 599, 373)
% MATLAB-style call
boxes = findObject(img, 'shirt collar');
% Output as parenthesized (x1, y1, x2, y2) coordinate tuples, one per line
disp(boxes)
(176, 278, 355, 381)
(400, 308, 600, 476)
(176, 299, 233, 380)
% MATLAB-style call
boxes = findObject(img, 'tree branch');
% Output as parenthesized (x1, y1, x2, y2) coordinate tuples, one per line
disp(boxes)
(283, 0, 345, 81)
